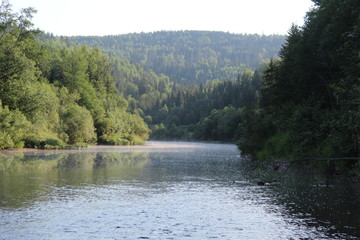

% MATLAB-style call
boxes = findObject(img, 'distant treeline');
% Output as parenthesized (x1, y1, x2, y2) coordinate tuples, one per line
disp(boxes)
(68, 31, 284, 85)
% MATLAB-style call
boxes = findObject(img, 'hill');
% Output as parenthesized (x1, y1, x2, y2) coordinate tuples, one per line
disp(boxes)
(68, 31, 284, 85)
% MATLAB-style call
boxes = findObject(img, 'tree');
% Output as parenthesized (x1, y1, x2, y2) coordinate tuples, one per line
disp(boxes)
(242, 0, 360, 159)
(0, 101, 31, 149)
(61, 105, 96, 145)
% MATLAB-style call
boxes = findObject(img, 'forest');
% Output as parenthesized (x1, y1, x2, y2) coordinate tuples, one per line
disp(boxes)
(1, 0, 360, 173)
(237, 0, 360, 163)
(0, 1, 149, 149)
(63, 32, 283, 143)
(68, 31, 284, 85)
(0, 0, 284, 149)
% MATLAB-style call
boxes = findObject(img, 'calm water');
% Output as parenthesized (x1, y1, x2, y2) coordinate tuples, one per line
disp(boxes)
(0, 141, 359, 240)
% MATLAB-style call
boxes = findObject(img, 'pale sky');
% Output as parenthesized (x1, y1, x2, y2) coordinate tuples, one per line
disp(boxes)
(12, 0, 314, 36)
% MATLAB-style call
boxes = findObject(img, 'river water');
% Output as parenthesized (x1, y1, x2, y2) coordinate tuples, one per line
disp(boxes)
(0, 141, 359, 240)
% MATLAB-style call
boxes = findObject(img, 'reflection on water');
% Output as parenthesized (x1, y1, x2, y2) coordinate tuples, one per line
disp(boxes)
(0, 141, 359, 239)
(267, 172, 360, 239)
(0, 150, 150, 209)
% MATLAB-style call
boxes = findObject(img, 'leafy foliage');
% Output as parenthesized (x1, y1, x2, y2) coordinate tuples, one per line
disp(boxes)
(0, 2, 149, 149)
(240, 0, 360, 160)
(0, 101, 31, 149)
(60, 104, 96, 145)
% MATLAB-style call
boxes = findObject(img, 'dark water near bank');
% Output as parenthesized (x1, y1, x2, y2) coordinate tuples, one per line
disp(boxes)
(0, 141, 359, 240)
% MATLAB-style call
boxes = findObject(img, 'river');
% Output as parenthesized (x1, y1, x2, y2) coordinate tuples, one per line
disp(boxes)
(0, 141, 359, 239)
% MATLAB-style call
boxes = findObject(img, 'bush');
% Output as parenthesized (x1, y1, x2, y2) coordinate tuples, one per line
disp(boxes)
(150, 124, 167, 139)
(24, 137, 64, 149)
(97, 110, 149, 145)
(236, 107, 276, 157)
(61, 105, 97, 144)
(255, 131, 291, 160)
(24, 137, 42, 148)
(0, 102, 31, 149)
(99, 135, 130, 145)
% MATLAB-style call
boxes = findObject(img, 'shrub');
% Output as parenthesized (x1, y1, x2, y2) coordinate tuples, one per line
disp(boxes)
(0, 102, 31, 149)
(61, 105, 97, 144)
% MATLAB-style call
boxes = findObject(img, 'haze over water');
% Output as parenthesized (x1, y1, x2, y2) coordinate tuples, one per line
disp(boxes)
(0, 141, 359, 239)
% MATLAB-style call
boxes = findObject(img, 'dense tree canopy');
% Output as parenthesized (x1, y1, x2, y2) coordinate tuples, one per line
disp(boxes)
(2, 0, 359, 175)
(238, 0, 360, 161)
(69, 31, 284, 85)
(149, 68, 264, 141)
(0, 1, 149, 149)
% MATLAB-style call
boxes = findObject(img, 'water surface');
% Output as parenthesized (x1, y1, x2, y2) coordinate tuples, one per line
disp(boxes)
(0, 141, 359, 239)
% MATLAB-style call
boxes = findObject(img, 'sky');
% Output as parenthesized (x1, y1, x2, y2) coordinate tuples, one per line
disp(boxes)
(12, 0, 314, 36)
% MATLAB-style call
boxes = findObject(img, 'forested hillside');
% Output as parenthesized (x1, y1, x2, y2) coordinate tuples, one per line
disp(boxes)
(2, 0, 359, 172)
(68, 31, 284, 85)
(148, 68, 264, 141)
(238, 0, 360, 162)
(63, 31, 283, 141)
(0, 2, 149, 149)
